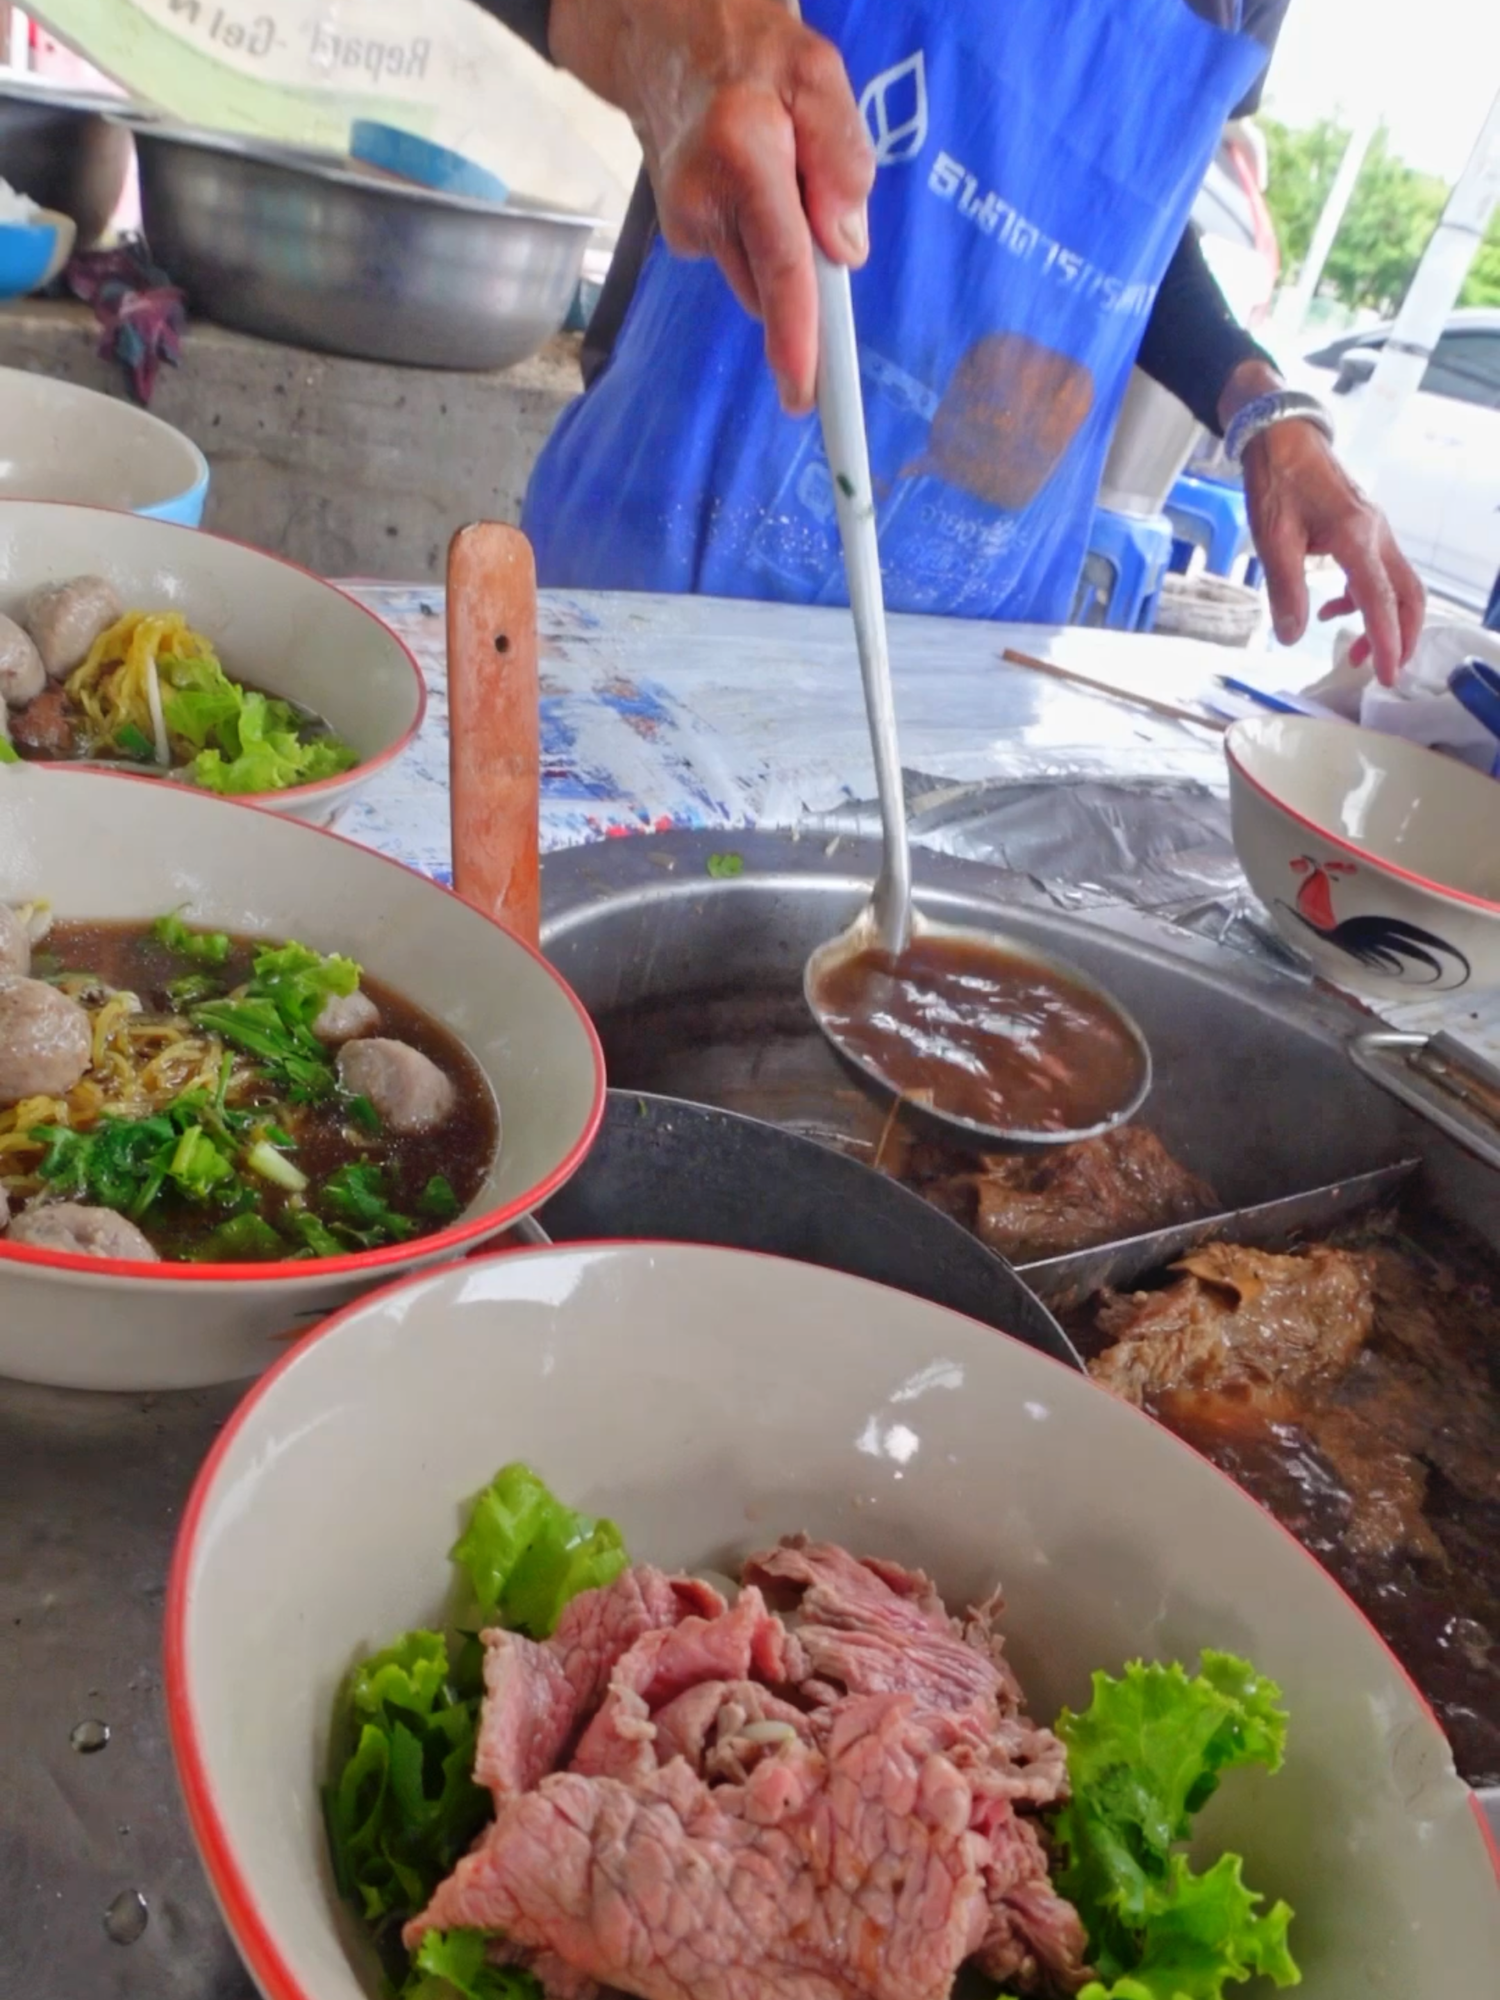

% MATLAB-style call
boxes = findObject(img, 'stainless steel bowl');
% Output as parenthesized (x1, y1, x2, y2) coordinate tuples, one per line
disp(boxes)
(128, 124, 594, 371)
(0, 81, 139, 249)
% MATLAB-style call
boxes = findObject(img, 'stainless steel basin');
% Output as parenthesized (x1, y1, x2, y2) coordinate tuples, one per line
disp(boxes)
(0, 81, 137, 249)
(129, 124, 594, 371)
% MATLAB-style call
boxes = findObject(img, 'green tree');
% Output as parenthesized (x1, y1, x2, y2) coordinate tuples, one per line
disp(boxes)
(1260, 117, 1453, 317)
(1261, 115, 1350, 275)
(1458, 209, 1500, 308)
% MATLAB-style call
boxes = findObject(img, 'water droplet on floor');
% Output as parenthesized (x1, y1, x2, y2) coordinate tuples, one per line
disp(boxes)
(104, 1889, 148, 1945)
(70, 1719, 109, 1753)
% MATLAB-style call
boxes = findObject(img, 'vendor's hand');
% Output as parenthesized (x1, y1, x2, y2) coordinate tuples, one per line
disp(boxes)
(1229, 375, 1424, 686)
(550, 0, 874, 413)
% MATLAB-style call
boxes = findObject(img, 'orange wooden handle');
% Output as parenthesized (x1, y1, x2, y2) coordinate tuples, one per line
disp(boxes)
(447, 523, 541, 949)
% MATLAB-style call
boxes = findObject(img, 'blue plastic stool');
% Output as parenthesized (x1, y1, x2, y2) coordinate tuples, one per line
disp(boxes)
(1166, 473, 1253, 580)
(1073, 508, 1174, 631)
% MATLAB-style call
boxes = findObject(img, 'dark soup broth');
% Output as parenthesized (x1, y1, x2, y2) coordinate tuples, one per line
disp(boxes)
(813, 935, 1145, 1134)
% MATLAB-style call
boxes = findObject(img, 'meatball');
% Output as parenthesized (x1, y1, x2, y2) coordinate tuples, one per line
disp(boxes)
(9, 685, 79, 760)
(24, 576, 122, 681)
(337, 1037, 455, 1135)
(0, 977, 93, 1105)
(7, 1201, 159, 1262)
(313, 988, 381, 1045)
(0, 612, 46, 709)
(0, 904, 28, 979)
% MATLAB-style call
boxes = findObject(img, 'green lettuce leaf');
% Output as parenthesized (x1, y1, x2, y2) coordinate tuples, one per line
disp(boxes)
(322, 1632, 488, 1937)
(162, 652, 359, 797)
(402, 1928, 542, 2000)
(1051, 1653, 1298, 2000)
(450, 1463, 629, 1638)
(1076, 1854, 1299, 2000)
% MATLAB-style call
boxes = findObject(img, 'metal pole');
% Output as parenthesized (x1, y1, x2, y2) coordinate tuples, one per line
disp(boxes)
(1346, 85, 1500, 491)
(1279, 109, 1379, 340)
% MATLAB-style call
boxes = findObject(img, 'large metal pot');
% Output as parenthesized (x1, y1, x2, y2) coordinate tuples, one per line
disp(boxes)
(0, 81, 135, 249)
(537, 1089, 1079, 1368)
(130, 124, 594, 371)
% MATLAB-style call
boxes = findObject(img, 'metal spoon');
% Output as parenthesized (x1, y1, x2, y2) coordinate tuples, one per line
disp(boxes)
(797, 247, 1152, 1150)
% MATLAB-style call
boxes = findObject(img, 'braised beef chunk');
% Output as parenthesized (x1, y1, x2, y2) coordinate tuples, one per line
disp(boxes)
(1088, 1243, 1375, 1403)
(907, 1125, 1216, 1264)
(9, 685, 81, 760)
(408, 1540, 1087, 1999)
(1081, 1227, 1500, 1787)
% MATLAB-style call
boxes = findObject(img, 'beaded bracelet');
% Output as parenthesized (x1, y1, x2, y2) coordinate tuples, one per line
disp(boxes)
(1224, 389, 1335, 467)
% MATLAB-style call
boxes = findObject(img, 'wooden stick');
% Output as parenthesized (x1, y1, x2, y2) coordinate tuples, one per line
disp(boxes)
(448, 523, 542, 949)
(1000, 645, 1226, 732)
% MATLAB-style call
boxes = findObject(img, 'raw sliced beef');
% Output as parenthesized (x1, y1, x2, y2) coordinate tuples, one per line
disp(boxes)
(475, 1567, 725, 1802)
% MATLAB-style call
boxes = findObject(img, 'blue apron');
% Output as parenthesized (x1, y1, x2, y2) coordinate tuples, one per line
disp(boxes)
(523, 0, 1266, 623)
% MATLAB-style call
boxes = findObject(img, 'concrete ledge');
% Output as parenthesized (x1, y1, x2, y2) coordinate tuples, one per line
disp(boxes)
(0, 301, 581, 579)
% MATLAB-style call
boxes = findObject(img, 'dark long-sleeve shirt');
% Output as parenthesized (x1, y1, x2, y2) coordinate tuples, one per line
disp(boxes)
(479, 0, 1288, 428)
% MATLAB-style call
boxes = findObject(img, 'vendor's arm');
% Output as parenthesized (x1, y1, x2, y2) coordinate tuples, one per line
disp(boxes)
(483, 0, 872, 412)
(1138, 229, 1422, 683)
(1224, 358, 1424, 686)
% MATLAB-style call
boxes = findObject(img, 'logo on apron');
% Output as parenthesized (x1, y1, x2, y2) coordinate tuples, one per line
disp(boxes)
(860, 52, 928, 166)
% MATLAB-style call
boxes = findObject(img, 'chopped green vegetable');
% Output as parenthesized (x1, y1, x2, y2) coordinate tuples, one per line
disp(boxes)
(191, 997, 333, 1102)
(170, 1124, 237, 1199)
(31, 1100, 240, 1218)
(706, 852, 745, 879)
(285, 1208, 344, 1259)
(191, 1212, 286, 1263)
(155, 913, 232, 965)
(418, 1174, 460, 1221)
(246, 1138, 308, 1193)
(160, 648, 360, 797)
(251, 939, 361, 1024)
(115, 721, 155, 760)
(165, 972, 222, 1007)
(320, 1160, 418, 1247)
(450, 1462, 628, 1638)
(402, 1929, 542, 2000)
(0, 736, 18, 765)
(187, 937, 362, 1102)
(323, 1632, 489, 1937)
(1053, 1653, 1298, 2000)
(347, 1092, 382, 1135)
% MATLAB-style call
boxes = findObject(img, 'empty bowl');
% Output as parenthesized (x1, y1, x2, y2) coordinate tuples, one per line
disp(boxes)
(0, 366, 209, 525)
(0, 209, 73, 299)
(1227, 713, 1500, 998)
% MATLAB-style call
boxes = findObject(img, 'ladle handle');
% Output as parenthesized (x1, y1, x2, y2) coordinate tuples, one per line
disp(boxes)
(448, 522, 542, 950)
(785, 0, 909, 956)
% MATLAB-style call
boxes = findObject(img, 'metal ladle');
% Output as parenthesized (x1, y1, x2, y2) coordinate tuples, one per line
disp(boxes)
(797, 245, 1152, 1150)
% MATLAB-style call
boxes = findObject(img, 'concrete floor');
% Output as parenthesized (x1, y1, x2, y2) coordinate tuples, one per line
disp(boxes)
(0, 302, 581, 580)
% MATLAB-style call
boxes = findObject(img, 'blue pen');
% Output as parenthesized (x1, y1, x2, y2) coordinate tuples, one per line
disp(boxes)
(1216, 677, 1309, 716)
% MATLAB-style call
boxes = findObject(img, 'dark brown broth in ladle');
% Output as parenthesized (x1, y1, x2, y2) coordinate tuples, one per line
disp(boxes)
(813, 935, 1144, 1134)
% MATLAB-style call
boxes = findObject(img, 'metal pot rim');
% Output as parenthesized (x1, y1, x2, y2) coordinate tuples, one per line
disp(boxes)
(122, 118, 599, 230)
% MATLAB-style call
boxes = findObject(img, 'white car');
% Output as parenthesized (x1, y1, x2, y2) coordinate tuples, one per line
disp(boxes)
(1301, 308, 1500, 613)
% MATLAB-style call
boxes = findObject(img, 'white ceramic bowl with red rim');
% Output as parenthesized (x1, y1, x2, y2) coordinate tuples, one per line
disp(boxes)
(1227, 714, 1500, 999)
(0, 500, 423, 824)
(166, 1242, 1499, 2000)
(0, 765, 604, 1388)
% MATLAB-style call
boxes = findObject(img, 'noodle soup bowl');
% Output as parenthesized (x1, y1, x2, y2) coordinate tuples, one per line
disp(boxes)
(166, 1243, 1499, 2000)
(0, 765, 604, 1389)
(0, 501, 423, 826)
